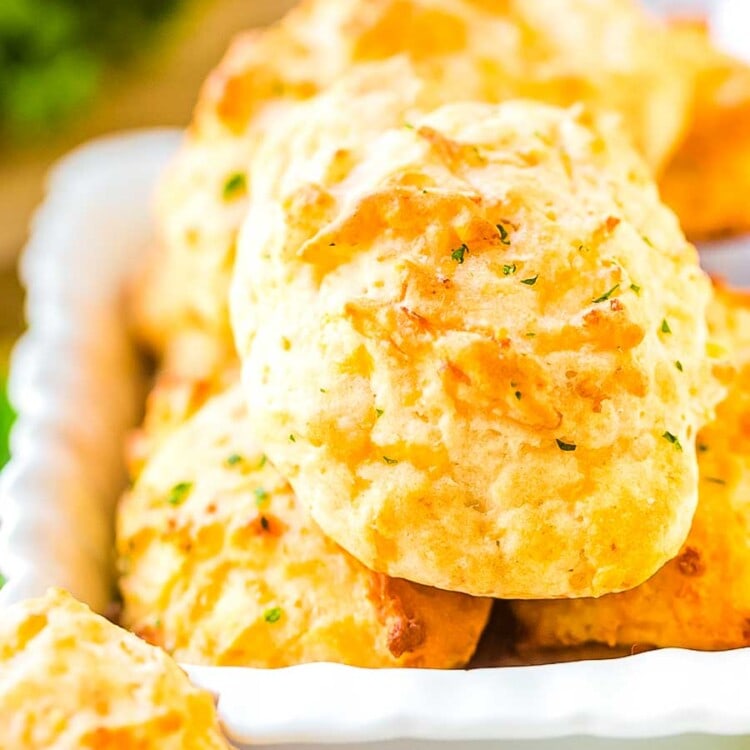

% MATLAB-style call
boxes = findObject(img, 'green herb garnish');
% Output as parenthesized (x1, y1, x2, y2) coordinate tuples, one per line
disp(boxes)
(675, 361, 683, 372)
(496, 224, 511, 245)
(383, 456, 399, 465)
(375, 408, 384, 418)
(662, 431, 682, 451)
(168, 481, 192, 506)
(514, 391, 522, 400)
(592, 284, 620, 304)
(254, 487, 269, 506)
(451, 243, 469, 264)
(226, 453, 243, 467)
(521, 275, 538, 286)
(289, 434, 296, 442)
(503, 263, 516, 276)
(630, 283, 641, 294)
(264, 607, 282, 623)
(222, 172, 247, 201)
(0, 572, 6, 591)
(556, 439, 577, 452)
(704, 477, 726, 485)
(661, 319, 671, 334)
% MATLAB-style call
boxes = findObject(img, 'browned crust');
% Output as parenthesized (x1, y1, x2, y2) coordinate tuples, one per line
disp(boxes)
(368, 574, 427, 658)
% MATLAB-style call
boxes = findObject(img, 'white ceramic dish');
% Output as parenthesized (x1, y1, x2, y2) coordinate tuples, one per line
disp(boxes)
(2, 128, 750, 749)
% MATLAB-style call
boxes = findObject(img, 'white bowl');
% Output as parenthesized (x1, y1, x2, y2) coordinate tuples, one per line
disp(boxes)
(1, 129, 750, 748)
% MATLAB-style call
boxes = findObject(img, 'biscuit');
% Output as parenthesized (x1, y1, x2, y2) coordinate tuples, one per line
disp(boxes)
(512, 283, 750, 651)
(231, 95, 725, 599)
(660, 20, 750, 239)
(0, 588, 229, 749)
(117, 386, 491, 668)
(126, 331, 239, 479)
(133, 0, 693, 358)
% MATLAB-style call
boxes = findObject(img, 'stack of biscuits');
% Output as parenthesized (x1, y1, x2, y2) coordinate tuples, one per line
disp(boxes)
(12, 3, 750, 746)
(120, 0, 750, 669)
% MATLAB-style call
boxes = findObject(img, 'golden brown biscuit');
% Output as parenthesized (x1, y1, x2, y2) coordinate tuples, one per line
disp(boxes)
(231, 94, 726, 600)
(660, 19, 750, 240)
(117, 386, 491, 668)
(133, 0, 693, 358)
(512, 283, 750, 652)
(0, 588, 229, 750)
(126, 331, 239, 480)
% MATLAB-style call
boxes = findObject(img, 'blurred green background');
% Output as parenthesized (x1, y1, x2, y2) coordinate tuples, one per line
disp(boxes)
(0, 0, 180, 142)
(0, 0, 296, 467)
(0, 272, 22, 469)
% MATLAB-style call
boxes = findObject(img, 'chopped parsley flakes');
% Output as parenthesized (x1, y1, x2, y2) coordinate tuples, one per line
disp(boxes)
(0, 572, 6, 590)
(661, 319, 671, 334)
(226, 453, 243, 467)
(376, 408, 384, 418)
(675, 361, 683, 372)
(556, 439, 577, 452)
(662, 431, 682, 451)
(288, 434, 296, 442)
(383, 456, 399, 465)
(630, 283, 641, 294)
(258, 454, 268, 468)
(254, 487, 269, 506)
(451, 243, 469, 264)
(264, 607, 282, 624)
(222, 172, 247, 201)
(514, 390, 522, 400)
(704, 477, 726, 485)
(496, 224, 511, 245)
(168, 481, 192, 506)
(521, 275, 538, 286)
(503, 263, 517, 276)
(592, 284, 620, 304)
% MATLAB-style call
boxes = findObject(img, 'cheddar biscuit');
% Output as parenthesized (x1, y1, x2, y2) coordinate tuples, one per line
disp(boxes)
(133, 0, 693, 358)
(660, 20, 750, 239)
(513, 284, 750, 651)
(231, 96, 724, 599)
(118, 386, 490, 667)
(0, 589, 229, 749)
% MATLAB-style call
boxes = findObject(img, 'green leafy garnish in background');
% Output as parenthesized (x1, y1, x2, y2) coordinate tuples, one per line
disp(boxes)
(0, 378, 13, 469)
(0, 0, 181, 141)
